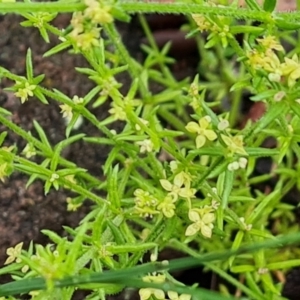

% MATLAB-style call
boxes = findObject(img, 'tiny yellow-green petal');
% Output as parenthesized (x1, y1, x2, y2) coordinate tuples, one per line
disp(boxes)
(188, 210, 200, 222)
(205, 129, 217, 141)
(185, 223, 200, 236)
(185, 121, 200, 133)
(195, 135, 206, 148)
(201, 224, 213, 238)
(160, 179, 173, 192)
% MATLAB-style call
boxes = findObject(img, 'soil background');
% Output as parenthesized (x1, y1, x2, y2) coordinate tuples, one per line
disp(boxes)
(0, 1, 299, 299)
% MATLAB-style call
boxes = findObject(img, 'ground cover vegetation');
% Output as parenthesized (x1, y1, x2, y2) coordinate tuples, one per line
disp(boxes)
(1, 0, 300, 299)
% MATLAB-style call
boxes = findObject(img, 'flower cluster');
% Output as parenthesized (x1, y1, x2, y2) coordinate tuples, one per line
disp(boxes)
(160, 171, 196, 201)
(14, 81, 36, 104)
(68, 0, 113, 51)
(108, 96, 140, 121)
(134, 189, 159, 218)
(192, 12, 231, 48)
(133, 188, 178, 219)
(247, 35, 300, 87)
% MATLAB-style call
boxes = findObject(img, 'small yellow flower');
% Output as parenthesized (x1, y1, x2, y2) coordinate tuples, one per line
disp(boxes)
(59, 104, 73, 120)
(168, 291, 192, 300)
(84, 1, 113, 24)
(66, 197, 82, 211)
(186, 116, 217, 148)
(22, 143, 36, 159)
(139, 274, 166, 300)
(192, 14, 211, 31)
(257, 36, 284, 52)
(160, 172, 196, 201)
(221, 134, 247, 156)
(4, 242, 23, 265)
(157, 194, 176, 218)
(185, 208, 215, 238)
(139, 288, 165, 300)
(70, 12, 84, 35)
(280, 54, 300, 87)
(74, 28, 100, 50)
(15, 82, 36, 103)
(136, 139, 154, 153)
(108, 102, 126, 120)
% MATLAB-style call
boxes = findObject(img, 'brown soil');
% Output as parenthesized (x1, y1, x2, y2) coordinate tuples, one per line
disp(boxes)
(0, 3, 299, 300)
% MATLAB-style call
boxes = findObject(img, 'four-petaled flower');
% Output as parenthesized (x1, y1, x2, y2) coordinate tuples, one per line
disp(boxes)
(4, 242, 23, 265)
(185, 208, 215, 238)
(185, 116, 217, 148)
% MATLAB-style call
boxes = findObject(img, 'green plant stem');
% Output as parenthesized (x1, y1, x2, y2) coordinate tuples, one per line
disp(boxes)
(120, 3, 271, 22)
(103, 23, 150, 99)
(39, 87, 113, 138)
(2, 232, 300, 297)
(11, 154, 110, 207)
(138, 14, 177, 84)
(0, 114, 101, 186)
(0, 2, 84, 13)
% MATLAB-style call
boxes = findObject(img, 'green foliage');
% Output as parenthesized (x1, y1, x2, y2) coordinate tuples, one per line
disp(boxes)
(1, 0, 300, 299)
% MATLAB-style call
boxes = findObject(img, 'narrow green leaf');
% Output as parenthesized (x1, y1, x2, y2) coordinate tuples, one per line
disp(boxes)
(33, 120, 52, 151)
(247, 190, 280, 224)
(267, 259, 300, 270)
(245, 0, 263, 10)
(107, 165, 121, 209)
(263, 0, 276, 12)
(231, 265, 256, 273)
(230, 25, 264, 34)
(43, 41, 71, 57)
(275, 19, 300, 30)
(25, 48, 33, 80)
(245, 147, 279, 157)
(221, 169, 234, 209)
